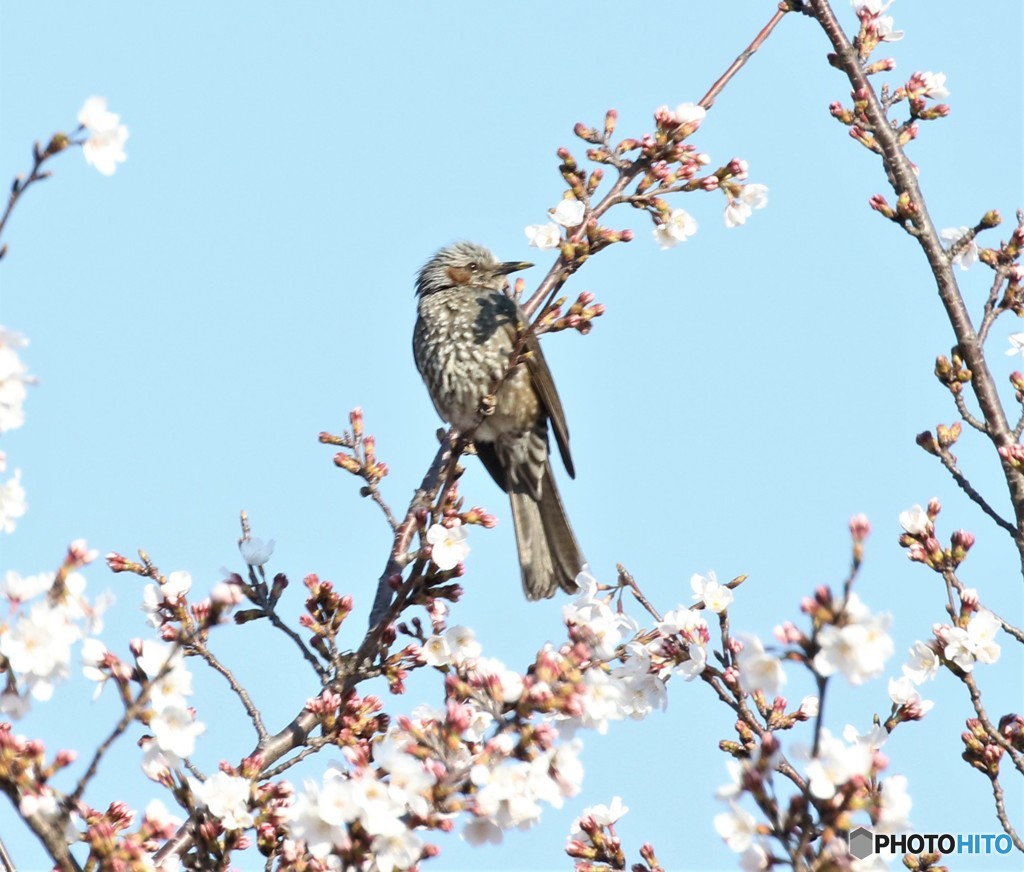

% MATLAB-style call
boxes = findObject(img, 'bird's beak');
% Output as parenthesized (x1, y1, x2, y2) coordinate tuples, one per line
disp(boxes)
(494, 260, 534, 276)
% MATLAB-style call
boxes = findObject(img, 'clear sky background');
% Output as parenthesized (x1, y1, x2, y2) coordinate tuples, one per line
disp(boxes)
(2, 2, 1022, 870)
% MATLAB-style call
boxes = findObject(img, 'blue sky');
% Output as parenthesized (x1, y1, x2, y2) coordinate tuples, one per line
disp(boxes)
(1, 1, 1022, 869)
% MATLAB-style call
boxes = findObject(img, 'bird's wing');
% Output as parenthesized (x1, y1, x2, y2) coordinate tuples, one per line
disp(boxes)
(523, 329, 575, 479)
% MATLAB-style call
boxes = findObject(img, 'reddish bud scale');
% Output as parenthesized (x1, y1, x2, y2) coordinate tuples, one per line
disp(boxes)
(349, 407, 364, 438)
(604, 109, 617, 137)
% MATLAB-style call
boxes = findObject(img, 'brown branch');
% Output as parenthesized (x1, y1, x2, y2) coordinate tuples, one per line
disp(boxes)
(698, 5, 791, 110)
(0, 146, 54, 252)
(953, 390, 987, 433)
(935, 448, 1017, 536)
(807, 0, 1024, 563)
(988, 772, 1024, 852)
(0, 783, 81, 872)
(961, 672, 1024, 776)
(191, 640, 267, 741)
(618, 565, 663, 623)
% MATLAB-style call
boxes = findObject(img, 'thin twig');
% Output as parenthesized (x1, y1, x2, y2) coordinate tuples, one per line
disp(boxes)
(617, 565, 663, 623)
(192, 641, 268, 740)
(69, 643, 184, 804)
(988, 773, 1024, 852)
(0, 835, 15, 872)
(698, 6, 790, 110)
(953, 391, 987, 433)
(260, 737, 332, 779)
(976, 266, 1010, 347)
(961, 672, 1024, 776)
(943, 571, 1024, 644)
(0, 147, 53, 245)
(936, 448, 1017, 536)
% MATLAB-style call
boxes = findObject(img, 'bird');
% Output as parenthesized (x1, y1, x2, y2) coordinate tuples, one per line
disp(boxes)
(413, 241, 584, 600)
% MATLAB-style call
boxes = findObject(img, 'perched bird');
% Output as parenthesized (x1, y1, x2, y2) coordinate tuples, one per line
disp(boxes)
(413, 241, 584, 599)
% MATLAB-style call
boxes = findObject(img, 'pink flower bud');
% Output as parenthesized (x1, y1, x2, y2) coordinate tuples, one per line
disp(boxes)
(106, 552, 130, 572)
(849, 513, 871, 542)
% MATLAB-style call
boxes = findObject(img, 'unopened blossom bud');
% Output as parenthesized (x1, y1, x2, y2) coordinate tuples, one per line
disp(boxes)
(867, 57, 897, 74)
(978, 247, 999, 267)
(869, 193, 894, 218)
(333, 453, 360, 473)
(604, 109, 617, 137)
(44, 132, 70, 156)
(849, 513, 871, 542)
(899, 124, 919, 146)
(936, 422, 961, 447)
(574, 122, 597, 141)
(653, 105, 675, 127)
(106, 552, 134, 573)
(349, 407, 364, 438)
(950, 529, 975, 552)
(980, 209, 1002, 228)
(829, 101, 854, 123)
(318, 431, 344, 445)
(915, 430, 939, 454)
(850, 126, 880, 151)
(959, 587, 979, 609)
(67, 539, 98, 565)
(999, 713, 1024, 750)
(999, 443, 1024, 468)
(927, 498, 941, 518)
(54, 749, 77, 767)
(773, 622, 802, 644)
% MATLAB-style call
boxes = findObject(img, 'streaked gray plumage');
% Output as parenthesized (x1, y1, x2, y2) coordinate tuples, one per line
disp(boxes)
(413, 241, 583, 599)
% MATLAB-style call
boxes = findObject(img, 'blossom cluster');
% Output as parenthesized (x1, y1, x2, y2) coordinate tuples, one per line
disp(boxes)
(0, 327, 32, 534)
(261, 571, 732, 869)
(77, 96, 129, 176)
(521, 102, 768, 269)
(0, 541, 109, 716)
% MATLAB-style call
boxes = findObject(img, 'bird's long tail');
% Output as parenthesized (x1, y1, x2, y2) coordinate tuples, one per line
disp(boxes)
(509, 461, 584, 600)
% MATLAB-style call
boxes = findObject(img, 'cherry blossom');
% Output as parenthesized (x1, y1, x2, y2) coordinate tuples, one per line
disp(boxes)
(425, 522, 469, 571)
(550, 199, 585, 228)
(724, 183, 768, 228)
(524, 223, 561, 249)
(653, 208, 698, 249)
(690, 570, 733, 613)
(735, 634, 787, 696)
(239, 537, 275, 566)
(77, 96, 129, 176)
(194, 772, 254, 831)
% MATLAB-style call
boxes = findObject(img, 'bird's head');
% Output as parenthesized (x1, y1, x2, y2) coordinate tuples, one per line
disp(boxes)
(415, 241, 533, 296)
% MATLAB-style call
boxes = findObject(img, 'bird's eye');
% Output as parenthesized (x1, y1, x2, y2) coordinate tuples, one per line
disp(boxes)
(467, 262, 478, 271)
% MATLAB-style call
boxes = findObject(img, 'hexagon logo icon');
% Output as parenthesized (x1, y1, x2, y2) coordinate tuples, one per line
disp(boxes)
(848, 826, 875, 860)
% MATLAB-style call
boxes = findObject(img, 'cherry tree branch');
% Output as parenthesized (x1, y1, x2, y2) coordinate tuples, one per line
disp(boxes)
(806, 0, 1024, 564)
